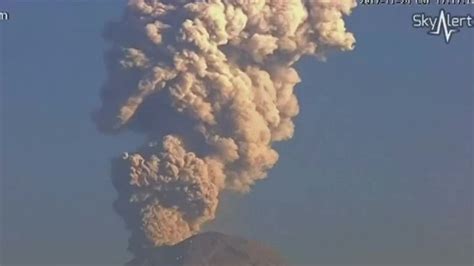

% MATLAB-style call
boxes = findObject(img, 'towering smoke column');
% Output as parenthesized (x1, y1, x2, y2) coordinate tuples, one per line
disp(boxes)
(94, 0, 356, 255)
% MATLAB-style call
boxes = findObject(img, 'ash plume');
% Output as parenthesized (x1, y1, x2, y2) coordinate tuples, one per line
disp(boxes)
(94, 0, 356, 256)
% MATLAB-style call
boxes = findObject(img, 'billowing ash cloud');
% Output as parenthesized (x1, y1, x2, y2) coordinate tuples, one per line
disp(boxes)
(94, 0, 356, 254)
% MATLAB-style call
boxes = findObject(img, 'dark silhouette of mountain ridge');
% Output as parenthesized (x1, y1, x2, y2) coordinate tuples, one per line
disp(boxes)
(129, 231, 288, 266)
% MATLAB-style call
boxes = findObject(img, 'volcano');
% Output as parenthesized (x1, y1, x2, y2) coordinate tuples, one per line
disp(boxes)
(130, 232, 288, 266)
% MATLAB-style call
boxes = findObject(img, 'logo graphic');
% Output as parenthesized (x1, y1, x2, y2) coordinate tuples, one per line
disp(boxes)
(412, 9, 473, 44)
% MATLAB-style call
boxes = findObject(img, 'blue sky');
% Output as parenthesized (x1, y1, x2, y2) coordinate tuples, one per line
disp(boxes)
(1, 1, 472, 265)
